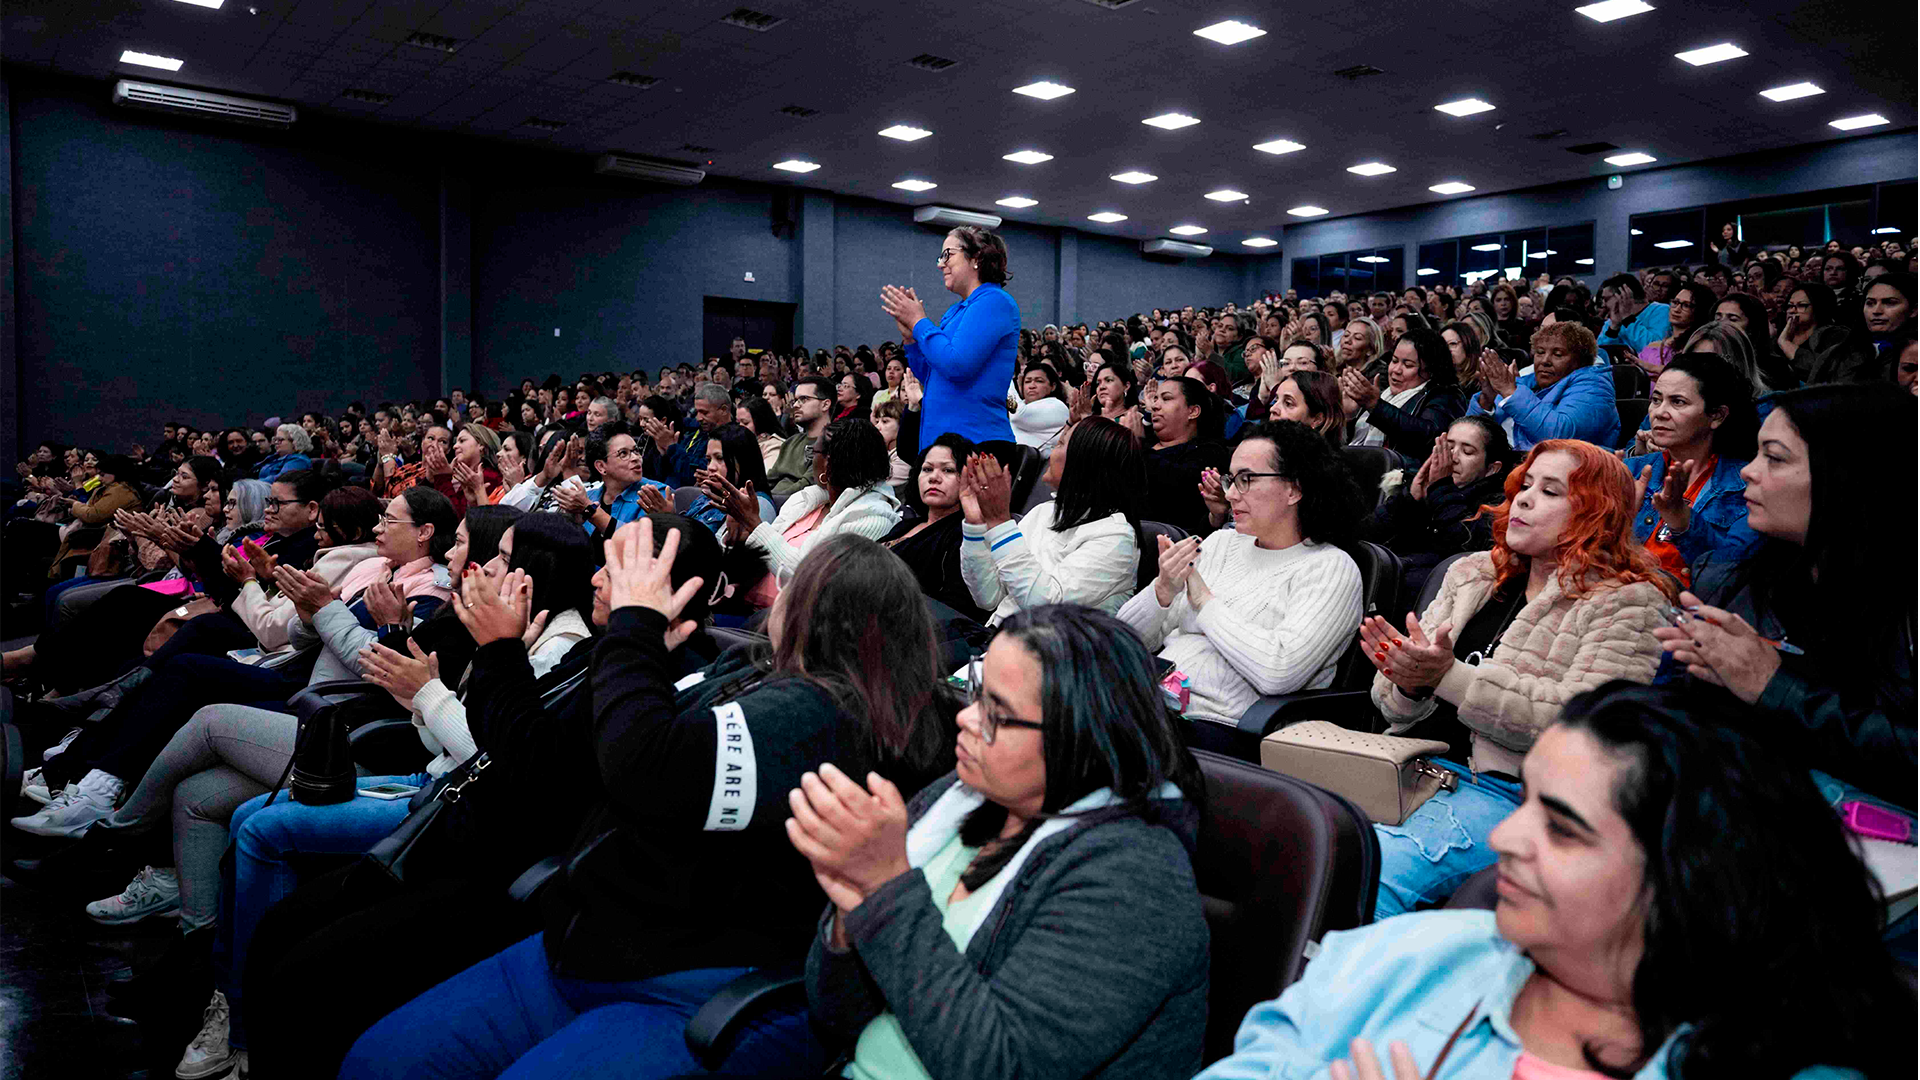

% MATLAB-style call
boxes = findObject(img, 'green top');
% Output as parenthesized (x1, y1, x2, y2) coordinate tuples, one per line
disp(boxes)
(843, 833, 986, 1080)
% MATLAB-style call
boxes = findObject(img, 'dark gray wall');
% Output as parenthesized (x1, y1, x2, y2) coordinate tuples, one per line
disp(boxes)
(1280, 130, 1918, 293)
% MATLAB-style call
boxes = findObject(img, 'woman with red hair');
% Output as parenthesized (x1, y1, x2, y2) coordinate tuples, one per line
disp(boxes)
(1356, 439, 1674, 918)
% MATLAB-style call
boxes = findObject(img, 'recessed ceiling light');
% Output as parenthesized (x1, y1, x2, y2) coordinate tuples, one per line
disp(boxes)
(996, 196, 1039, 208)
(1604, 151, 1657, 166)
(878, 124, 931, 142)
(1576, 0, 1653, 21)
(1013, 81, 1075, 100)
(1254, 139, 1306, 155)
(1204, 189, 1249, 202)
(120, 50, 185, 71)
(1111, 171, 1158, 184)
(1830, 113, 1889, 131)
(1242, 237, 1278, 248)
(1654, 239, 1694, 249)
(169, 0, 225, 8)
(1435, 98, 1495, 117)
(1759, 82, 1824, 102)
(1169, 225, 1208, 236)
(891, 179, 937, 192)
(1287, 205, 1329, 217)
(1675, 43, 1747, 66)
(1429, 181, 1476, 195)
(1087, 212, 1128, 223)
(1576, 258, 1595, 265)
(772, 159, 820, 173)
(1354, 255, 1388, 263)
(1526, 250, 1558, 259)
(1873, 226, 1901, 235)
(1193, 19, 1266, 45)
(1003, 150, 1053, 165)
(1631, 229, 1644, 235)
(1471, 243, 1504, 252)
(1416, 267, 1439, 275)
(1142, 113, 1201, 130)
(1347, 162, 1396, 176)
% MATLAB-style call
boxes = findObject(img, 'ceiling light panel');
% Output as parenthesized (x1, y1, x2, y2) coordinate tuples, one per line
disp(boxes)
(1002, 150, 1053, 164)
(120, 50, 184, 71)
(169, 0, 225, 7)
(1577, 258, 1596, 265)
(1242, 237, 1278, 248)
(1830, 113, 1889, 130)
(1416, 267, 1439, 275)
(1142, 113, 1201, 130)
(1429, 181, 1475, 194)
(1674, 43, 1747, 65)
(1013, 81, 1075, 100)
(1604, 151, 1657, 166)
(1759, 82, 1823, 102)
(1872, 226, 1901, 235)
(1111, 171, 1158, 184)
(1168, 225, 1208, 235)
(878, 124, 931, 141)
(1087, 212, 1128, 223)
(1434, 98, 1495, 117)
(772, 159, 820, 173)
(1575, 0, 1653, 22)
(1347, 162, 1396, 176)
(996, 196, 1038, 208)
(1287, 205, 1329, 217)
(1193, 20, 1266, 45)
(1470, 243, 1504, 252)
(891, 179, 937, 191)
(1354, 255, 1387, 263)
(1253, 139, 1306, 155)
(1204, 189, 1249, 202)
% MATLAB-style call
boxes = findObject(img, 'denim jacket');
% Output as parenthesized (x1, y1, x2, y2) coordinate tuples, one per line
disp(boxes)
(1623, 451, 1761, 569)
(1194, 910, 1860, 1080)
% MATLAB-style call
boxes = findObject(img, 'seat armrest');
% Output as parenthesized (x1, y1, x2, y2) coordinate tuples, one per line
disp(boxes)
(507, 855, 565, 904)
(1238, 689, 1379, 739)
(287, 679, 383, 721)
(683, 961, 808, 1069)
(347, 718, 430, 775)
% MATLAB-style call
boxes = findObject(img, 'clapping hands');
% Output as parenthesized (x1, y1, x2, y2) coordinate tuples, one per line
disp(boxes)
(956, 452, 1012, 527)
(1360, 613, 1456, 692)
(879, 285, 926, 339)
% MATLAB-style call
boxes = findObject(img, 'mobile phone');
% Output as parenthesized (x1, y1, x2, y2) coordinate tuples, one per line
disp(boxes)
(358, 783, 421, 801)
(1841, 800, 1914, 844)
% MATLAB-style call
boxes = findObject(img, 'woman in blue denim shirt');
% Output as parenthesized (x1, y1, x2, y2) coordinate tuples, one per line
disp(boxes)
(1197, 682, 1904, 1080)
(1622, 353, 1761, 585)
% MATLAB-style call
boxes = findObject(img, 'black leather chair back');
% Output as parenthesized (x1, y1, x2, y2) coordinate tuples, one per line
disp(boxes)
(1415, 551, 1473, 622)
(1340, 446, 1404, 510)
(673, 486, 703, 514)
(1019, 478, 1055, 516)
(1006, 444, 1046, 512)
(1610, 363, 1650, 399)
(1193, 749, 1379, 1063)
(1322, 541, 1404, 691)
(1617, 397, 1651, 440)
(1135, 521, 1190, 592)
(706, 625, 770, 655)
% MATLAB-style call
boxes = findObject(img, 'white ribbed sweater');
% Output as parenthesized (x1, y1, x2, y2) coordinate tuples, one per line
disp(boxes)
(1118, 532, 1363, 724)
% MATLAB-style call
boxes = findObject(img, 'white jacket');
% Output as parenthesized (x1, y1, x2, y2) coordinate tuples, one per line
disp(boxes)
(746, 483, 902, 583)
(232, 542, 376, 653)
(961, 502, 1139, 625)
(408, 608, 594, 778)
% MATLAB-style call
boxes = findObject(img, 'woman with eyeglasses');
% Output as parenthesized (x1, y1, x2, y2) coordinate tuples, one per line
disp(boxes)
(1125, 421, 1364, 726)
(1776, 280, 1872, 385)
(794, 603, 1209, 1080)
(1631, 283, 1715, 376)
(256, 423, 313, 483)
(880, 226, 1021, 454)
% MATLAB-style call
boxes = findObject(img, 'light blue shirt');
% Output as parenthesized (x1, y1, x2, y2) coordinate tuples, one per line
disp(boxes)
(1597, 301, 1671, 355)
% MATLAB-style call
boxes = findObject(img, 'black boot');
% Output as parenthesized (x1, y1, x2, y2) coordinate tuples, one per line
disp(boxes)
(106, 924, 215, 1013)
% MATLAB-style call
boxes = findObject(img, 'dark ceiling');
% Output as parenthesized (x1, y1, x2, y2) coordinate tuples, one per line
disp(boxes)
(4, 0, 1913, 252)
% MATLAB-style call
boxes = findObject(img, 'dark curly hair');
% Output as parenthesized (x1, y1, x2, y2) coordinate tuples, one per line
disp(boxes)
(1237, 420, 1362, 546)
(1552, 681, 1907, 1079)
(947, 225, 1011, 285)
(816, 418, 892, 493)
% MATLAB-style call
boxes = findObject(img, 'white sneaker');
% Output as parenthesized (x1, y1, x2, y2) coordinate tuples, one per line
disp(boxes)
(86, 866, 181, 925)
(10, 769, 120, 837)
(20, 766, 56, 806)
(175, 990, 235, 1079)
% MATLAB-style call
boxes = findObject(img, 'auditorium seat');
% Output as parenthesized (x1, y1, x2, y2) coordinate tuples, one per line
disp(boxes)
(1415, 551, 1472, 620)
(1005, 444, 1046, 512)
(1341, 446, 1406, 511)
(1189, 541, 1402, 762)
(1019, 478, 1055, 516)
(1610, 363, 1650, 399)
(1617, 397, 1652, 439)
(1135, 520, 1190, 593)
(673, 486, 702, 514)
(286, 679, 427, 778)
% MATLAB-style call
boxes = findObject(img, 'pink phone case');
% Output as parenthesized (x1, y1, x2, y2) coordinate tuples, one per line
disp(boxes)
(1841, 800, 1914, 844)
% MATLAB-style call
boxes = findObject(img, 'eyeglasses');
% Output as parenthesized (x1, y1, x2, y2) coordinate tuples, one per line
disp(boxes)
(380, 514, 415, 528)
(262, 497, 302, 510)
(608, 447, 642, 461)
(1786, 301, 1812, 311)
(792, 393, 825, 403)
(935, 247, 965, 266)
(1224, 470, 1286, 493)
(965, 654, 1044, 746)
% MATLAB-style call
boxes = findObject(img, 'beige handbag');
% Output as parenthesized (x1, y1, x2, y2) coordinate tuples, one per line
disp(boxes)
(1259, 721, 1456, 825)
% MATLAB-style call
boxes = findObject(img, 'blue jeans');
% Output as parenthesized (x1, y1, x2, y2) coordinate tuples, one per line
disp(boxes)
(216, 773, 428, 1048)
(1372, 761, 1525, 919)
(339, 932, 826, 1080)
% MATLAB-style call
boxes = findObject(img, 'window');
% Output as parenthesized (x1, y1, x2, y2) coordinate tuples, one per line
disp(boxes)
(1415, 241, 1457, 286)
(1291, 257, 1321, 297)
(1417, 224, 1595, 288)
(1629, 208, 1704, 269)
(1294, 246, 1402, 296)
(1632, 181, 1910, 267)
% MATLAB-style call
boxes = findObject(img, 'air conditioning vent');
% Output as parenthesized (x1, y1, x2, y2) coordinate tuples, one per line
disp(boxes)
(1564, 141, 1620, 155)
(720, 7, 785, 31)
(403, 31, 461, 53)
(1333, 64, 1385, 80)
(1078, 0, 1144, 8)
(1142, 238, 1214, 258)
(913, 205, 1003, 229)
(677, 143, 717, 155)
(778, 105, 817, 118)
(112, 79, 297, 128)
(594, 154, 707, 186)
(523, 117, 566, 132)
(906, 53, 959, 71)
(607, 71, 659, 89)
(1525, 128, 1570, 142)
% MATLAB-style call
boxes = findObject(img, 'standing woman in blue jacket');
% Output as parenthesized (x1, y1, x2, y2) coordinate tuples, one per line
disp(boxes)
(882, 226, 1019, 454)
(1622, 352, 1761, 586)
